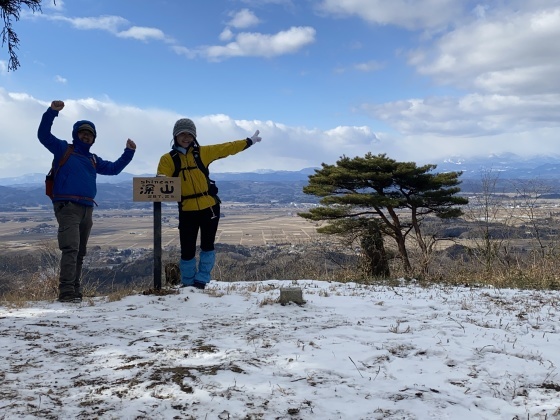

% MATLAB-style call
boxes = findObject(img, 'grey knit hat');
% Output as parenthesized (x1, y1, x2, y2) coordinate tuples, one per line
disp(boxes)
(173, 118, 197, 138)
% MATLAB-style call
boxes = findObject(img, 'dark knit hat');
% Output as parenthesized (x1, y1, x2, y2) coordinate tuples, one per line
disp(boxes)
(173, 118, 196, 138)
(72, 120, 97, 144)
(77, 123, 96, 136)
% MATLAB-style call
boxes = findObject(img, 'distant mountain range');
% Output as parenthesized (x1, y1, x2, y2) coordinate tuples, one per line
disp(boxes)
(0, 168, 320, 210)
(3, 154, 560, 209)
(0, 167, 319, 187)
(434, 152, 560, 180)
(5, 154, 560, 187)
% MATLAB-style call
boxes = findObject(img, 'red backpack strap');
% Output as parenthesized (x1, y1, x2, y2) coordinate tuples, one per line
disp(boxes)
(54, 145, 74, 176)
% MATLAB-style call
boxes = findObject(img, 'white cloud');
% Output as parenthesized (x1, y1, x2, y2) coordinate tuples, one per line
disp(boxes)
(55, 75, 67, 84)
(343, 2, 560, 161)
(171, 45, 196, 59)
(227, 9, 260, 29)
(0, 61, 7, 75)
(219, 27, 234, 41)
(472, 4, 489, 19)
(202, 26, 316, 60)
(410, 6, 560, 95)
(33, 8, 302, 62)
(317, 0, 466, 30)
(379, 128, 560, 166)
(0, 89, 380, 178)
(2, 88, 560, 178)
(362, 93, 560, 137)
(50, 15, 128, 32)
(41, 14, 173, 43)
(117, 26, 168, 42)
(354, 60, 384, 72)
(335, 60, 384, 74)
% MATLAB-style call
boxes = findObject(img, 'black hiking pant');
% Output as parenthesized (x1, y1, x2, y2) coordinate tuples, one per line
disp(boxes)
(178, 203, 220, 261)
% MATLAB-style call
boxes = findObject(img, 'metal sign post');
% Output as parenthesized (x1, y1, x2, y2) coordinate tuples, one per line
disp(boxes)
(133, 177, 181, 290)
(153, 201, 162, 289)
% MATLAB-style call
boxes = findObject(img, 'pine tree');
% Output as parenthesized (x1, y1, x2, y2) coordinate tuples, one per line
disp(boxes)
(299, 153, 468, 274)
(1, 0, 44, 71)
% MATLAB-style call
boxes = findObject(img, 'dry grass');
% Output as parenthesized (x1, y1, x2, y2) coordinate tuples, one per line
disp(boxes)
(0, 256, 59, 306)
(106, 286, 142, 302)
(5, 235, 560, 306)
(406, 245, 560, 290)
(0, 248, 153, 305)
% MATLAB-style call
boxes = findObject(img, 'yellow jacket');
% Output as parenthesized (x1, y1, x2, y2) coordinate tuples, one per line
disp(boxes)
(157, 139, 252, 211)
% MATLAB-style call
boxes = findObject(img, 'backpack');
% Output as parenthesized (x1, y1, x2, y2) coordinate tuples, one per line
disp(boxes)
(45, 145, 97, 199)
(169, 144, 220, 203)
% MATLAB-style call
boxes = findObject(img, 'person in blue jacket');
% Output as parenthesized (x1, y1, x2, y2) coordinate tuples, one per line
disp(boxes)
(38, 100, 136, 303)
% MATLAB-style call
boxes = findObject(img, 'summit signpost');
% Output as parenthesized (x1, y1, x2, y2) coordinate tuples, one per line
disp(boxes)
(133, 177, 181, 290)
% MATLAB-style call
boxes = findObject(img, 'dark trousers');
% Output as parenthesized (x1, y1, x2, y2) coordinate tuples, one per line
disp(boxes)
(54, 201, 93, 296)
(179, 204, 220, 261)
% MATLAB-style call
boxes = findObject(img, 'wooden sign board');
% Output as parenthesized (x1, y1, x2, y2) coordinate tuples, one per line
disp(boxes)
(133, 177, 181, 202)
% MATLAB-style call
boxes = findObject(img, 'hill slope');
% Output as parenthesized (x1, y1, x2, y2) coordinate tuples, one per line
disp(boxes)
(1, 280, 559, 419)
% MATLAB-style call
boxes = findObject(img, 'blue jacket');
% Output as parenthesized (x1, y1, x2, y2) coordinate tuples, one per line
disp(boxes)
(38, 107, 135, 207)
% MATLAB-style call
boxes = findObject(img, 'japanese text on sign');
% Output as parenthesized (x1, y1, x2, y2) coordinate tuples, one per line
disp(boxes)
(133, 177, 181, 202)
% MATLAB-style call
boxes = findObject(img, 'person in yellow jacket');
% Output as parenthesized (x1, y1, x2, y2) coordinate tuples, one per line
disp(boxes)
(157, 118, 262, 289)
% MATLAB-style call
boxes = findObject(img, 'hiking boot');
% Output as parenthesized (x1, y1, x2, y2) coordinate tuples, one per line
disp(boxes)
(193, 281, 206, 290)
(57, 292, 75, 303)
(73, 296, 83, 303)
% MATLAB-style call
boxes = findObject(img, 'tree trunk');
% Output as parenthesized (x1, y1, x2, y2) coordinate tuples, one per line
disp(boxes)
(395, 235, 412, 273)
(360, 222, 390, 277)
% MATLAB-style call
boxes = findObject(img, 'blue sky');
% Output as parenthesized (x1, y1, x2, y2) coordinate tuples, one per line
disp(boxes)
(1, 0, 560, 178)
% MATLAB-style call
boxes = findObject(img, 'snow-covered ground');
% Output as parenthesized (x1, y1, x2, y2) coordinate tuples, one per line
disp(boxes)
(1, 280, 559, 419)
